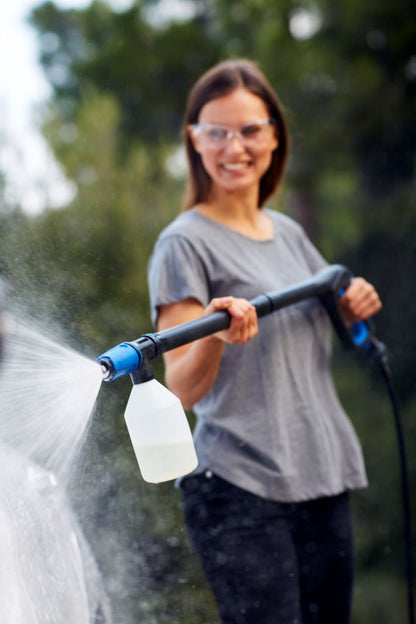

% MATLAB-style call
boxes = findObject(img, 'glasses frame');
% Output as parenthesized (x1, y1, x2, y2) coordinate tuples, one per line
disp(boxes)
(189, 118, 276, 149)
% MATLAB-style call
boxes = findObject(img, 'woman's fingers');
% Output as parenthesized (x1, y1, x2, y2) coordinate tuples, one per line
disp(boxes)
(339, 278, 382, 324)
(231, 298, 258, 343)
(206, 297, 258, 344)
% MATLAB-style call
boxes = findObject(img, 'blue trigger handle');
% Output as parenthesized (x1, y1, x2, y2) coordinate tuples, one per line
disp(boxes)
(338, 288, 372, 351)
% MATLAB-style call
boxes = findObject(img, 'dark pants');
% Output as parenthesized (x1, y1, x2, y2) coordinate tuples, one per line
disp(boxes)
(180, 472, 354, 624)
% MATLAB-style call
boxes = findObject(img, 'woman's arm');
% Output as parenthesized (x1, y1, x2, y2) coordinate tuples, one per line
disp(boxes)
(157, 296, 258, 409)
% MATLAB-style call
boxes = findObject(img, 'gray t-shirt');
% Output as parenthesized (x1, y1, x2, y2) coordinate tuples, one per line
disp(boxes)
(147, 208, 367, 502)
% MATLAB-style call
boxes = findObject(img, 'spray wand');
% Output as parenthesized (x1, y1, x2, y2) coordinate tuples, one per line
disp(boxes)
(97, 263, 414, 623)
(98, 264, 381, 382)
(97, 264, 387, 482)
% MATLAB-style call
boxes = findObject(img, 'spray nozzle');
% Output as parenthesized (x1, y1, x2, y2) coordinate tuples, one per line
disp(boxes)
(97, 342, 143, 381)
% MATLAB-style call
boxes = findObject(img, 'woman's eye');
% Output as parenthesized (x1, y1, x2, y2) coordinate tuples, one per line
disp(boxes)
(207, 127, 227, 140)
(241, 123, 262, 137)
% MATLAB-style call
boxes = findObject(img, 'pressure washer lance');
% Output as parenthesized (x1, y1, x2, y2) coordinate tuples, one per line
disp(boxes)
(97, 263, 414, 623)
(98, 264, 357, 483)
(97, 264, 383, 483)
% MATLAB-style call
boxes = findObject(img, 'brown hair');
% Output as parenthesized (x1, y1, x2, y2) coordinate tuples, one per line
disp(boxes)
(182, 58, 290, 210)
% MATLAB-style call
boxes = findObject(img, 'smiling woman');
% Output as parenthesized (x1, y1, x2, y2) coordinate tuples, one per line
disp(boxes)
(182, 60, 289, 212)
(187, 88, 279, 207)
(146, 58, 382, 624)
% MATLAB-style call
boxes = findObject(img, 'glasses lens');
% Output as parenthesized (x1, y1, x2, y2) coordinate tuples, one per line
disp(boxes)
(240, 121, 273, 144)
(205, 126, 228, 143)
(241, 122, 265, 139)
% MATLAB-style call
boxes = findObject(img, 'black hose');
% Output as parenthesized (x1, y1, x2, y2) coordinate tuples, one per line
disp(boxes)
(369, 341, 415, 624)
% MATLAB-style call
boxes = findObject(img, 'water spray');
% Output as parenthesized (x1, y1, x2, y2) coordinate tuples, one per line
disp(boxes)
(0, 277, 13, 362)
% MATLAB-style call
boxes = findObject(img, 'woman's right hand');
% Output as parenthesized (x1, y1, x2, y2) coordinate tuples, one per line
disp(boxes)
(205, 296, 258, 344)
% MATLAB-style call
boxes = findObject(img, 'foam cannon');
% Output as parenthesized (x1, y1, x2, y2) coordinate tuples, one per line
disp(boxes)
(97, 264, 383, 484)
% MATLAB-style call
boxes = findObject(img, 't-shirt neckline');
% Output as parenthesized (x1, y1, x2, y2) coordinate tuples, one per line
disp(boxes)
(188, 208, 276, 243)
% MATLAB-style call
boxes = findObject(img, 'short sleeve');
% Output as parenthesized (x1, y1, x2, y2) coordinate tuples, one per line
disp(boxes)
(147, 234, 210, 327)
(268, 210, 328, 274)
(299, 229, 328, 273)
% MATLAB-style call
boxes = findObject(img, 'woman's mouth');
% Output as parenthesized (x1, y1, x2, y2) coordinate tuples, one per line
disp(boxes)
(221, 162, 251, 171)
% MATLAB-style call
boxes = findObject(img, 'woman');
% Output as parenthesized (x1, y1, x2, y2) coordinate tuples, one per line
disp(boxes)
(147, 59, 381, 624)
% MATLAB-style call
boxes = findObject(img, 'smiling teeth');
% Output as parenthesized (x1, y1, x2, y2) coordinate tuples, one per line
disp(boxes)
(223, 163, 250, 170)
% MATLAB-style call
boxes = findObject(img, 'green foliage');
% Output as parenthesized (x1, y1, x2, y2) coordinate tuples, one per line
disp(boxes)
(353, 572, 408, 622)
(3, 91, 183, 348)
(30, 0, 222, 146)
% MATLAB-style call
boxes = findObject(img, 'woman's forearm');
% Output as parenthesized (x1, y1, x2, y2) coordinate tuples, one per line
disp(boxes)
(164, 334, 226, 409)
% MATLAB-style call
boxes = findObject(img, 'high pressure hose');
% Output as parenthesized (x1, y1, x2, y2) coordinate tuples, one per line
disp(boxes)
(368, 343, 415, 624)
(320, 284, 415, 624)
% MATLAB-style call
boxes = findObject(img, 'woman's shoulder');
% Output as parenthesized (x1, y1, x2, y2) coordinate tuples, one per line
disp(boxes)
(265, 208, 306, 237)
(151, 210, 215, 267)
(157, 210, 205, 243)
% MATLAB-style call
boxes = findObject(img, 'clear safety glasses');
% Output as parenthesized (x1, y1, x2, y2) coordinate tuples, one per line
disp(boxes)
(190, 118, 276, 149)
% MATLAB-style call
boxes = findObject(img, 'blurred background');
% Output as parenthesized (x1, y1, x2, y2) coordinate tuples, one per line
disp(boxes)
(0, 0, 415, 622)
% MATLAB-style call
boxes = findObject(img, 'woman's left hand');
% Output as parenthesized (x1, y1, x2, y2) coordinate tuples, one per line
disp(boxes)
(338, 277, 382, 325)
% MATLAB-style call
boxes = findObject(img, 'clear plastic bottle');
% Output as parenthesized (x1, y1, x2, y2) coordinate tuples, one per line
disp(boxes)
(124, 378, 198, 483)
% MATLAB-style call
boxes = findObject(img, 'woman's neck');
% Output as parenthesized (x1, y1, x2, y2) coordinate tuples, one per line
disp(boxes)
(194, 191, 274, 241)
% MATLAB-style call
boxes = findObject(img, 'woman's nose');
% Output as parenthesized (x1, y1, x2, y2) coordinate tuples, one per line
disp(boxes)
(225, 132, 246, 151)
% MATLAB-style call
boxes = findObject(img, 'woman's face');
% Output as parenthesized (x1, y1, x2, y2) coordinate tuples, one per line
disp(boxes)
(190, 88, 278, 200)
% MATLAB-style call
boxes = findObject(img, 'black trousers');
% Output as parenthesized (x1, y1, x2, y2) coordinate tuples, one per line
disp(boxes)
(180, 472, 354, 624)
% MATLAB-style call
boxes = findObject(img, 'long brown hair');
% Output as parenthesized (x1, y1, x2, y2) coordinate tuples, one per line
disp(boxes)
(182, 59, 290, 210)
